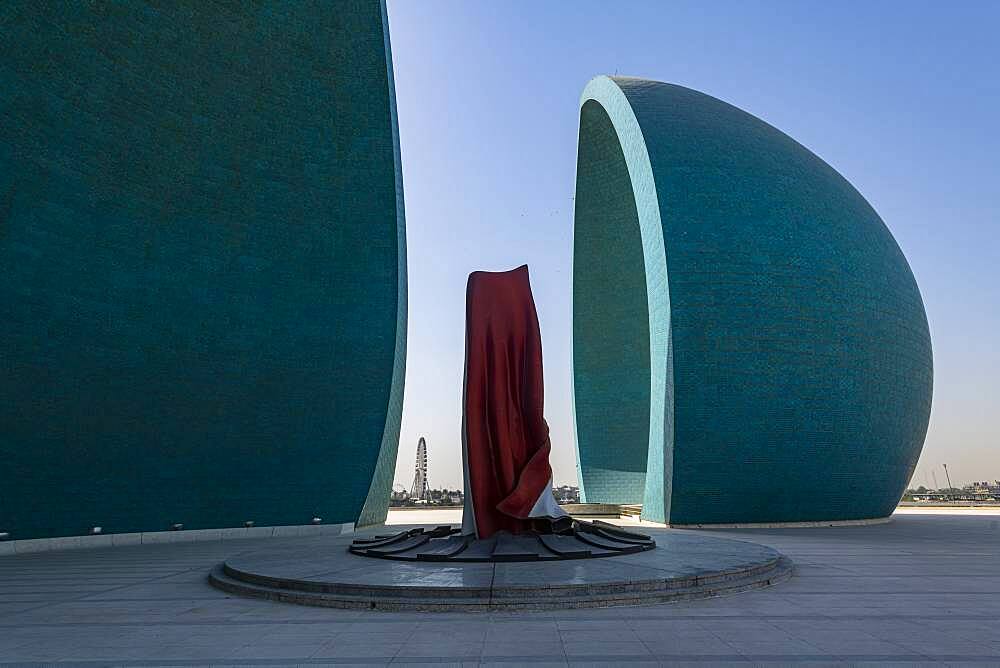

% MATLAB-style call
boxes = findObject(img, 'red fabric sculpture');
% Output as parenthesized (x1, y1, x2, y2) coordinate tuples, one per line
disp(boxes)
(461, 265, 566, 538)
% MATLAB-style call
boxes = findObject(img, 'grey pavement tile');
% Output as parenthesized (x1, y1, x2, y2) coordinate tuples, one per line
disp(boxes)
(559, 629, 642, 643)
(0, 647, 70, 662)
(229, 641, 330, 659)
(555, 619, 634, 631)
(644, 662, 751, 667)
(774, 634, 910, 655)
(568, 662, 661, 668)
(644, 642, 743, 657)
(330, 631, 414, 644)
(562, 641, 652, 657)
(401, 635, 486, 648)
(727, 638, 830, 656)
(390, 662, 475, 667)
(628, 617, 717, 631)
(481, 662, 567, 668)
(482, 641, 565, 657)
(390, 657, 479, 664)
(633, 630, 725, 646)
(833, 640, 946, 656)
(312, 642, 403, 660)
(487, 621, 560, 636)
(336, 621, 418, 634)
(394, 644, 483, 659)
(251, 627, 346, 644)
(904, 639, 1000, 655)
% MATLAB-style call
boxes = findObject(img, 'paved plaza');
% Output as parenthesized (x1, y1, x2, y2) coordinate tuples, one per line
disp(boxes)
(1, 510, 998, 665)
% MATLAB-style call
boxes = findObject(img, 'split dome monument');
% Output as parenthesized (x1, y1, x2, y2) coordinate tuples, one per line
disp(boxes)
(572, 77, 933, 525)
(1, 0, 930, 556)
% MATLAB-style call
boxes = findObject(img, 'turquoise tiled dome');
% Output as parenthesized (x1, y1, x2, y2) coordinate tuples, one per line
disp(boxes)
(573, 77, 932, 524)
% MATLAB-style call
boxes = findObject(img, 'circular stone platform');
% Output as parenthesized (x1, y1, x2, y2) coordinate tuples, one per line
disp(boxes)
(209, 525, 792, 611)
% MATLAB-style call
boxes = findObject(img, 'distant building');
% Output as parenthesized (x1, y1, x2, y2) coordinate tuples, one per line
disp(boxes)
(905, 481, 1000, 503)
(964, 481, 1000, 500)
(388, 486, 463, 508)
(553, 485, 580, 504)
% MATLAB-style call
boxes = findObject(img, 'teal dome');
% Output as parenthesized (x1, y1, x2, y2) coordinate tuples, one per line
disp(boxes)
(572, 76, 932, 524)
(0, 1, 405, 539)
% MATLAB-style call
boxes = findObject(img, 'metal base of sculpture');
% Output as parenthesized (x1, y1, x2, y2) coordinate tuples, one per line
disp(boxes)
(348, 519, 655, 562)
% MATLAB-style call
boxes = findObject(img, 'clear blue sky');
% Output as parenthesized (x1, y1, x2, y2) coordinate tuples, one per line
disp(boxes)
(385, 0, 1000, 491)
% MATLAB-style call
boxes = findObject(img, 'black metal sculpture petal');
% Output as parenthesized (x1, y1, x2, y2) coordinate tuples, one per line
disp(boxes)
(348, 520, 655, 562)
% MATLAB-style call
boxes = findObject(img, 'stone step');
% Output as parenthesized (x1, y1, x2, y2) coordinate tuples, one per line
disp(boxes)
(209, 566, 493, 611)
(209, 556, 792, 612)
(221, 562, 492, 600)
(222, 553, 781, 600)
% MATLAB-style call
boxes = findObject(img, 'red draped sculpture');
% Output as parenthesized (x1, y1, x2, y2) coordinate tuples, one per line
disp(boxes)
(461, 265, 567, 538)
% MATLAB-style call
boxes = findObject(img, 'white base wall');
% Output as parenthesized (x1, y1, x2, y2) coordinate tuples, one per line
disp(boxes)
(0, 522, 356, 556)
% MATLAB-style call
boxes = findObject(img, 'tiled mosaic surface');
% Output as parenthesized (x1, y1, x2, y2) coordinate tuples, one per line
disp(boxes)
(573, 99, 651, 505)
(0, 1, 406, 538)
(573, 77, 932, 524)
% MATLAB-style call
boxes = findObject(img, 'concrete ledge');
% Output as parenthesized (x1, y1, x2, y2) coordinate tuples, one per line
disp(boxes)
(0, 522, 356, 555)
(669, 515, 892, 529)
(562, 503, 623, 516)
